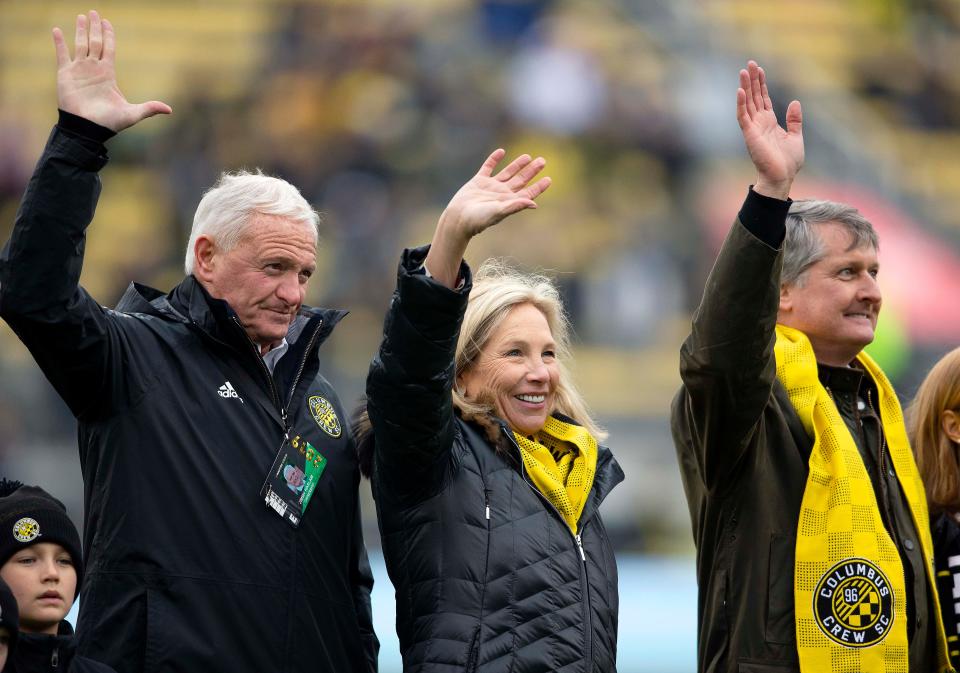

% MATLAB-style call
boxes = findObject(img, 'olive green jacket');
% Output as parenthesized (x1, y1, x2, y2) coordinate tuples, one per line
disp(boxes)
(670, 199, 937, 673)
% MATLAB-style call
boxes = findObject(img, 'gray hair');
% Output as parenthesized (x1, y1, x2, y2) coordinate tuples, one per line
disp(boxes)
(184, 170, 320, 274)
(782, 199, 879, 286)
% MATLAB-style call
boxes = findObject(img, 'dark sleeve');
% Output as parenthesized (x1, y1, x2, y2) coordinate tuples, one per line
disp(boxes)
(738, 186, 789, 248)
(349, 496, 379, 673)
(57, 109, 116, 146)
(671, 188, 789, 490)
(0, 125, 120, 419)
(365, 245, 471, 501)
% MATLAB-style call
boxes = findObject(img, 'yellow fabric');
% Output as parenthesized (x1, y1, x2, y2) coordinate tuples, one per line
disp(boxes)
(775, 325, 949, 672)
(513, 416, 598, 534)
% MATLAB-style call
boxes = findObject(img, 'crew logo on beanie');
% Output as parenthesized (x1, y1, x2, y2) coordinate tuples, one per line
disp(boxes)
(0, 480, 83, 595)
(12, 518, 40, 543)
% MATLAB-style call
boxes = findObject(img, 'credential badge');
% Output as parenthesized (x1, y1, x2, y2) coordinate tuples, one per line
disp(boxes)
(308, 395, 342, 438)
(12, 517, 40, 543)
(813, 558, 894, 648)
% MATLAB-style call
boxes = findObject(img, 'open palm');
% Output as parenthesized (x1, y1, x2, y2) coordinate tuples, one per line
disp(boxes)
(425, 150, 551, 288)
(442, 150, 552, 238)
(54, 11, 170, 132)
(736, 61, 803, 197)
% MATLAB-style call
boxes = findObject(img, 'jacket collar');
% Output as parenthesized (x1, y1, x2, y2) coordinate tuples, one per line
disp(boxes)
(12, 620, 75, 672)
(114, 275, 347, 354)
(461, 409, 624, 518)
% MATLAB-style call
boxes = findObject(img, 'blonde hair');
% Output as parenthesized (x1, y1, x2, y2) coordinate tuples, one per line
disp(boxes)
(907, 346, 960, 514)
(454, 259, 606, 441)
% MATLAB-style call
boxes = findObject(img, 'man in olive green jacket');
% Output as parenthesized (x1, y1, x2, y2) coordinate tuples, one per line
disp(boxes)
(671, 61, 944, 673)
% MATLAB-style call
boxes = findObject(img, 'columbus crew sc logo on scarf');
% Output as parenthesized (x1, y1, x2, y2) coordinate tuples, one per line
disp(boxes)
(813, 558, 894, 647)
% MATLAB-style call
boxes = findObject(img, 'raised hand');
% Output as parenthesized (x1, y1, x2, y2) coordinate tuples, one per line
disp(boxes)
(53, 11, 171, 132)
(424, 149, 551, 288)
(736, 61, 803, 200)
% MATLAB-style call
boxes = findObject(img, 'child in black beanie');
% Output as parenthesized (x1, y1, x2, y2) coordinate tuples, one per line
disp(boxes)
(0, 479, 114, 673)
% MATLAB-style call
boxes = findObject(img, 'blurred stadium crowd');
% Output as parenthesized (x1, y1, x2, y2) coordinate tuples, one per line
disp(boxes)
(2, 0, 960, 559)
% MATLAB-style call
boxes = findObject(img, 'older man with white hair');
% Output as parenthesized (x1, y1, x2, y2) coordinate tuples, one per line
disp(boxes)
(0, 11, 377, 673)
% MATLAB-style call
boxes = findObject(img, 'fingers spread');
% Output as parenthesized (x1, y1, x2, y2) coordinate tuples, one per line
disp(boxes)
(785, 100, 803, 135)
(88, 10, 103, 60)
(507, 156, 546, 190)
(739, 69, 755, 117)
(135, 101, 174, 122)
(52, 27, 70, 67)
(75, 13, 88, 59)
(758, 67, 773, 111)
(521, 175, 551, 201)
(477, 149, 506, 178)
(748, 61, 764, 114)
(102, 19, 116, 62)
(499, 199, 537, 220)
(494, 153, 532, 182)
(735, 88, 749, 130)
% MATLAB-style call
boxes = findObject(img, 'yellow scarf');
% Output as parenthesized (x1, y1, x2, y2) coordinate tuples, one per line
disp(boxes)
(775, 325, 949, 672)
(513, 416, 598, 534)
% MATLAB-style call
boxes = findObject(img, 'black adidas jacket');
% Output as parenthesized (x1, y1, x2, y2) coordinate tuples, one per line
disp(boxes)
(0, 125, 378, 673)
(365, 248, 624, 672)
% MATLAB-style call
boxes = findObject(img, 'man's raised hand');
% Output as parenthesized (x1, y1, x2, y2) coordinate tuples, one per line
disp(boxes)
(54, 11, 171, 132)
(736, 61, 803, 200)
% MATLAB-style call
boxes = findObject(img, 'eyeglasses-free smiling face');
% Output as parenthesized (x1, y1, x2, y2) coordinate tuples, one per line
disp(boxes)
(778, 221, 882, 367)
(0, 542, 77, 635)
(457, 302, 560, 436)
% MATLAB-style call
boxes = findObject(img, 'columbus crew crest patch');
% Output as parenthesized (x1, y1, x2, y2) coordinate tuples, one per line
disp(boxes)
(814, 558, 893, 647)
(308, 395, 342, 438)
(12, 517, 40, 543)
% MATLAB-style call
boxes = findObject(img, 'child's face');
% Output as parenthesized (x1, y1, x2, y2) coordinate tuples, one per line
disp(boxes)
(0, 626, 10, 669)
(0, 543, 76, 635)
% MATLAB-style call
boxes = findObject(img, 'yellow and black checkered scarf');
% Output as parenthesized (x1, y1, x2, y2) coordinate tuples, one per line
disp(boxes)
(775, 325, 949, 672)
(513, 416, 598, 534)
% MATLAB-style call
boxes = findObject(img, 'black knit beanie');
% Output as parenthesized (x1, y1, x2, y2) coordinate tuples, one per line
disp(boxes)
(0, 480, 83, 598)
(0, 576, 18, 654)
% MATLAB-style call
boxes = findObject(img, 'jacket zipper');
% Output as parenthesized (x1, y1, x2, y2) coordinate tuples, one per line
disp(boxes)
(866, 389, 888, 475)
(233, 316, 324, 673)
(863, 388, 901, 538)
(468, 488, 493, 672)
(231, 317, 324, 435)
(283, 321, 324, 416)
(278, 319, 324, 673)
(465, 624, 482, 673)
(506, 430, 593, 671)
(232, 317, 283, 421)
(51, 647, 59, 667)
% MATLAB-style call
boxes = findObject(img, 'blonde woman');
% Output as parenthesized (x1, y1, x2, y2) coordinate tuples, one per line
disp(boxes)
(908, 347, 960, 672)
(360, 150, 623, 672)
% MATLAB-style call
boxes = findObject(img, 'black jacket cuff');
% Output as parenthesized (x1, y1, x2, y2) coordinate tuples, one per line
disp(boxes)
(738, 187, 791, 249)
(57, 109, 116, 147)
(396, 246, 472, 343)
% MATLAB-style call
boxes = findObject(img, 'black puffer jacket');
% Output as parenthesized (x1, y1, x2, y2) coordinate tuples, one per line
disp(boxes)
(0, 124, 377, 673)
(365, 247, 624, 672)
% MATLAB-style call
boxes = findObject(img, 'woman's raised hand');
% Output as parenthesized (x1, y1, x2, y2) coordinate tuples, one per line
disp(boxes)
(425, 150, 551, 288)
